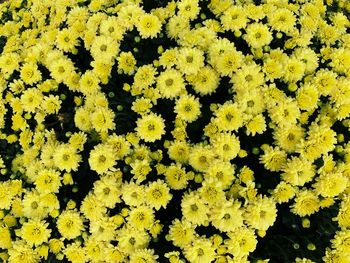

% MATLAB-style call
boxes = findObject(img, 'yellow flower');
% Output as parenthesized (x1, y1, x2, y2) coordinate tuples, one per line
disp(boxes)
(273, 124, 305, 153)
(136, 113, 165, 142)
(56, 28, 80, 52)
(205, 160, 235, 189)
(0, 52, 20, 76)
(117, 226, 150, 254)
(186, 66, 219, 95)
(130, 248, 159, 263)
(269, 98, 301, 127)
(272, 182, 296, 204)
(89, 143, 117, 175)
(132, 98, 153, 115)
(20, 88, 43, 113)
(48, 57, 75, 84)
(53, 144, 81, 172)
(244, 23, 273, 49)
(244, 196, 278, 231)
(90, 35, 119, 62)
(48, 238, 64, 254)
(34, 169, 61, 194)
(133, 64, 157, 90)
(231, 63, 265, 91)
(268, 8, 296, 33)
(283, 57, 306, 83)
(168, 219, 195, 248)
(100, 16, 124, 41)
(122, 182, 145, 207)
(177, 0, 200, 20)
(137, 13, 162, 39)
(281, 157, 315, 186)
(0, 181, 15, 210)
(167, 140, 190, 164)
(156, 69, 185, 99)
(220, 6, 248, 31)
(8, 241, 40, 263)
(90, 106, 116, 132)
(314, 69, 337, 96)
(74, 107, 92, 132)
(106, 134, 131, 160)
(93, 174, 121, 208)
(159, 48, 178, 68)
(79, 70, 100, 95)
(211, 200, 244, 232)
(174, 94, 201, 122)
(131, 159, 152, 184)
(189, 145, 214, 172)
(41, 95, 61, 114)
(331, 230, 350, 253)
(89, 217, 116, 242)
(291, 190, 320, 217)
(145, 179, 172, 210)
(313, 172, 348, 197)
(64, 242, 87, 263)
(117, 51, 137, 75)
(225, 227, 257, 256)
(20, 219, 51, 247)
(176, 47, 204, 75)
(199, 179, 226, 205)
(0, 225, 12, 249)
(80, 193, 107, 221)
(260, 146, 287, 172)
(214, 49, 244, 77)
(128, 205, 155, 230)
(56, 210, 84, 240)
(181, 192, 208, 226)
(214, 102, 243, 132)
(22, 191, 47, 219)
(296, 84, 319, 111)
(184, 238, 216, 263)
(164, 164, 189, 190)
(20, 62, 42, 85)
(246, 114, 267, 136)
(166, 15, 190, 39)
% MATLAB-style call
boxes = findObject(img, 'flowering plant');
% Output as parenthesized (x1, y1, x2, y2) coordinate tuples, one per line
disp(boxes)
(0, 0, 350, 262)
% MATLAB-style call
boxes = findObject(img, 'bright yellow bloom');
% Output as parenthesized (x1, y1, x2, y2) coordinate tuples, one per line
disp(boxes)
(136, 113, 165, 142)
(56, 210, 84, 240)
(20, 219, 51, 247)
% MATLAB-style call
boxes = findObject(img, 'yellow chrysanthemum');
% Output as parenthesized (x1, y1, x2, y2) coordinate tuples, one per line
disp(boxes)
(244, 196, 278, 231)
(176, 47, 204, 75)
(20, 62, 42, 85)
(34, 169, 61, 194)
(136, 13, 162, 39)
(291, 190, 320, 217)
(53, 144, 81, 172)
(136, 113, 165, 142)
(184, 238, 216, 263)
(244, 23, 273, 49)
(128, 205, 155, 230)
(145, 179, 172, 210)
(90, 106, 116, 132)
(215, 102, 244, 132)
(20, 219, 51, 247)
(181, 192, 208, 226)
(56, 210, 84, 240)
(156, 69, 185, 99)
(174, 94, 201, 122)
(89, 143, 117, 175)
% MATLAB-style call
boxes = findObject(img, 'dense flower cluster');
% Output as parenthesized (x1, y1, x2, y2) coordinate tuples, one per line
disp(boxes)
(0, 0, 350, 262)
